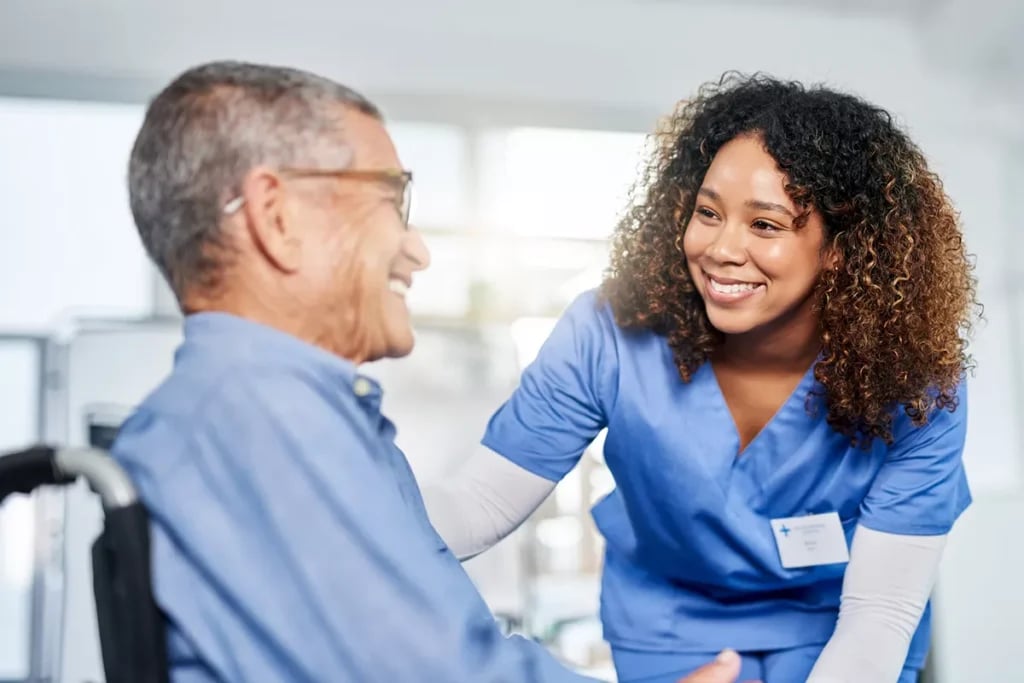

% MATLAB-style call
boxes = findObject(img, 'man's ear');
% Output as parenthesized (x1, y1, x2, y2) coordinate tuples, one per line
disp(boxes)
(239, 166, 302, 273)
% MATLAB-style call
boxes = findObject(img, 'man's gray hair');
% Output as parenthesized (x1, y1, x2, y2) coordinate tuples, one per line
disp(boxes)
(128, 60, 381, 303)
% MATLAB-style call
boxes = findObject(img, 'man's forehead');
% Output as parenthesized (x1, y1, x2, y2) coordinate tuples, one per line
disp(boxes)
(335, 107, 401, 171)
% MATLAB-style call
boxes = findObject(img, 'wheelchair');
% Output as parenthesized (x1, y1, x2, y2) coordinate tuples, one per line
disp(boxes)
(0, 445, 169, 683)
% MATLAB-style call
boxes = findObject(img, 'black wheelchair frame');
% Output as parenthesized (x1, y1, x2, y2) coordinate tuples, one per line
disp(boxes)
(0, 445, 168, 683)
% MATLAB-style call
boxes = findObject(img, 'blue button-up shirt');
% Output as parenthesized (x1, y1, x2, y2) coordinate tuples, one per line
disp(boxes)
(111, 313, 592, 683)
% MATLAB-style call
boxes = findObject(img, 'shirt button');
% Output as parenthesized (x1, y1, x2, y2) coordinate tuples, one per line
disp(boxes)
(353, 377, 373, 397)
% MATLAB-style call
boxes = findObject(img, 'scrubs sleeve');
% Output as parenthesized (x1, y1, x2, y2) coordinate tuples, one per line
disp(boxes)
(858, 380, 972, 536)
(483, 289, 619, 482)
(116, 370, 594, 683)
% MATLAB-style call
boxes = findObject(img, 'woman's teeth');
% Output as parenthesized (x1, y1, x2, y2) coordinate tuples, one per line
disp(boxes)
(709, 279, 759, 294)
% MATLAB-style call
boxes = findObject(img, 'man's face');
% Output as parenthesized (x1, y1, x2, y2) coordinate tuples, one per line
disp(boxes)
(270, 109, 431, 362)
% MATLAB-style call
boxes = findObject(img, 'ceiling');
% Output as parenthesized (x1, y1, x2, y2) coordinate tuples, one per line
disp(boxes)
(633, 0, 1022, 81)
(634, 0, 950, 18)
(0, 0, 1020, 128)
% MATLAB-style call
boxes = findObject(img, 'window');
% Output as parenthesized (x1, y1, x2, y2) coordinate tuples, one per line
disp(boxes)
(0, 98, 151, 330)
(388, 122, 470, 229)
(478, 127, 647, 240)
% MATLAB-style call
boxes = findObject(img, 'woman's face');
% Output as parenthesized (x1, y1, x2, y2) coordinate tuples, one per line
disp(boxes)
(683, 135, 834, 339)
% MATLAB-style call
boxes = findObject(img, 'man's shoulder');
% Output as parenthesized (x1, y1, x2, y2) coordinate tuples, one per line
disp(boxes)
(134, 357, 245, 425)
(110, 364, 232, 476)
(129, 356, 367, 448)
(113, 360, 277, 456)
(145, 352, 344, 412)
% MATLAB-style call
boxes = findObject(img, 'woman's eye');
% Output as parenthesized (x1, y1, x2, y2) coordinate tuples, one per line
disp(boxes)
(752, 219, 782, 232)
(695, 207, 717, 219)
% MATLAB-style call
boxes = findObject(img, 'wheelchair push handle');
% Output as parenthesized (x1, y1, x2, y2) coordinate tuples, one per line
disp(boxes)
(0, 446, 138, 509)
(0, 445, 70, 502)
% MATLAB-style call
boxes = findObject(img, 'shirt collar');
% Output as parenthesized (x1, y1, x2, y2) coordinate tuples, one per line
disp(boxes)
(179, 313, 380, 399)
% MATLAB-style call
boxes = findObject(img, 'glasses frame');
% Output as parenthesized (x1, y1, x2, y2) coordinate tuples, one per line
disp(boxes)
(223, 167, 414, 227)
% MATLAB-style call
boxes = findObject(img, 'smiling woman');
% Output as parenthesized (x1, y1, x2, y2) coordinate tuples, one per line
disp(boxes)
(605, 72, 978, 446)
(424, 71, 980, 683)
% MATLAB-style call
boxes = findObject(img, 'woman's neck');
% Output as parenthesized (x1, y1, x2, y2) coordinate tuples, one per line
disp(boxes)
(714, 312, 821, 374)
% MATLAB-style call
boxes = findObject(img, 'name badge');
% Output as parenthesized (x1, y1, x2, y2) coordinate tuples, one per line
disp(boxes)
(771, 512, 850, 569)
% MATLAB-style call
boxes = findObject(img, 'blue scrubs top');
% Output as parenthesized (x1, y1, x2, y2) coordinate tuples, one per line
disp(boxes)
(483, 290, 971, 670)
(112, 313, 595, 683)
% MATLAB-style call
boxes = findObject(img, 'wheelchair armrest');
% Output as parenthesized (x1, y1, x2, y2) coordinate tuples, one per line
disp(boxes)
(55, 447, 139, 510)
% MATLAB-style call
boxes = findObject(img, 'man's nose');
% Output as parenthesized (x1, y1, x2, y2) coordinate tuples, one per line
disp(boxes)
(403, 226, 431, 271)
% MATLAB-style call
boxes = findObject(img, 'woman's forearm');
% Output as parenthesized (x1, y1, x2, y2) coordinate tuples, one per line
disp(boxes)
(807, 525, 947, 682)
(421, 448, 556, 560)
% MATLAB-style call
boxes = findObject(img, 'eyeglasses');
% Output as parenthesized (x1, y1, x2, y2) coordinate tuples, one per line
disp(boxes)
(223, 167, 414, 227)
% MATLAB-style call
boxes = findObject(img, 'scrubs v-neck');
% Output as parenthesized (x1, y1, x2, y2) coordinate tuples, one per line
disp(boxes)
(482, 290, 970, 678)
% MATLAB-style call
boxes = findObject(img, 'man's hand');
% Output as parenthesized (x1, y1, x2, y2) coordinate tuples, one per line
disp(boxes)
(677, 650, 761, 683)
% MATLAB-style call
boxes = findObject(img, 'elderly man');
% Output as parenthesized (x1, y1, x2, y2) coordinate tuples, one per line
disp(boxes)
(114, 61, 745, 682)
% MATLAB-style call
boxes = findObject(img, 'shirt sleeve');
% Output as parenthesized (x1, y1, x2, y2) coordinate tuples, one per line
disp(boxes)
(807, 526, 946, 683)
(482, 290, 619, 482)
(858, 380, 972, 536)
(113, 369, 595, 683)
(422, 447, 558, 560)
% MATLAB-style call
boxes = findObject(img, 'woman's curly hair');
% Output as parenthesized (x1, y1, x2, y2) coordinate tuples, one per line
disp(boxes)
(601, 72, 979, 446)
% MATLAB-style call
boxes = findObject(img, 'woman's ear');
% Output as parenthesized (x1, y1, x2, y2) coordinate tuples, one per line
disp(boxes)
(823, 243, 842, 272)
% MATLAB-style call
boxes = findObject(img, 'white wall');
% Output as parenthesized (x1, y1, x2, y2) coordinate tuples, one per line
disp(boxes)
(912, 129, 1024, 682)
(928, 160, 1024, 670)
(915, 131, 1022, 492)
